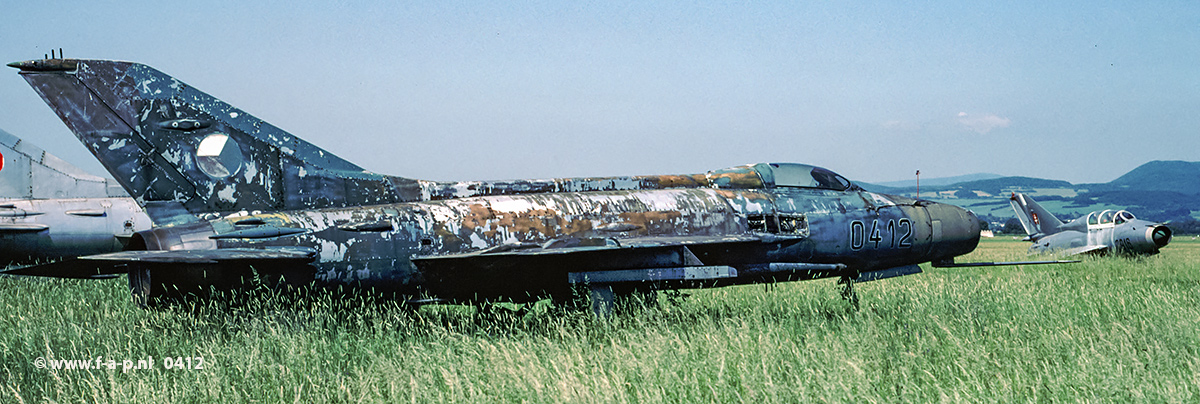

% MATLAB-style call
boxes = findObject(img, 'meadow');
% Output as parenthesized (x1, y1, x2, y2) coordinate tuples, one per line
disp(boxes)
(3, 237, 1199, 403)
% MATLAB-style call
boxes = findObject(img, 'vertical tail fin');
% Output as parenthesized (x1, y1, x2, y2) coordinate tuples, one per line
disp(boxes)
(0, 128, 124, 199)
(1008, 193, 1063, 236)
(9, 58, 422, 225)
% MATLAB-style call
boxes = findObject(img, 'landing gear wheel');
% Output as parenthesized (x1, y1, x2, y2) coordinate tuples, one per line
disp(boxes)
(589, 285, 616, 318)
(473, 302, 530, 324)
(589, 285, 659, 317)
(837, 275, 859, 308)
(128, 266, 152, 308)
(554, 284, 658, 317)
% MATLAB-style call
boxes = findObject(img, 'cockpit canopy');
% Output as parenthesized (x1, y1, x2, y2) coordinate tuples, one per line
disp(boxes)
(705, 163, 856, 191)
(1087, 209, 1136, 226)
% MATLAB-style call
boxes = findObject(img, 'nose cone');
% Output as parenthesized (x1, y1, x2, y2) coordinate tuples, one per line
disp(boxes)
(1151, 224, 1172, 249)
(925, 202, 981, 260)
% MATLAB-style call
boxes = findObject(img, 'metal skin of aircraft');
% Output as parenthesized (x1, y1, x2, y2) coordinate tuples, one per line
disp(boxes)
(0, 128, 150, 266)
(1009, 192, 1171, 256)
(7, 58, 985, 311)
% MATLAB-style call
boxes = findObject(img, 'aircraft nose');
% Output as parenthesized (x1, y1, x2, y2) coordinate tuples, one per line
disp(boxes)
(1151, 225, 1172, 249)
(925, 202, 980, 260)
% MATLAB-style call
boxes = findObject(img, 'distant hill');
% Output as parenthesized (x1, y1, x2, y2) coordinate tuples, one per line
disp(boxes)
(873, 173, 1004, 188)
(862, 176, 1072, 196)
(1081, 160, 1200, 194)
(944, 176, 1074, 196)
(850, 160, 1200, 226)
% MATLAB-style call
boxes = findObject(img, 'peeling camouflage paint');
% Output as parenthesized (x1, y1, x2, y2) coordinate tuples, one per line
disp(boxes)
(10, 58, 985, 304)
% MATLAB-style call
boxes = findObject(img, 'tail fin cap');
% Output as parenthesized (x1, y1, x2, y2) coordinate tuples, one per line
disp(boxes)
(8, 59, 78, 72)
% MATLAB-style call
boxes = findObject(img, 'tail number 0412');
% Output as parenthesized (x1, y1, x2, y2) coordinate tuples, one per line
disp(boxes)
(850, 219, 912, 250)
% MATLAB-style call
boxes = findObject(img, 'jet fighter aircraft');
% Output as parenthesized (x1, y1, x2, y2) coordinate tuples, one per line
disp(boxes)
(1, 128, 149, 266)
(1009, 192, 1171, 256)
(7, 58, 987, 310)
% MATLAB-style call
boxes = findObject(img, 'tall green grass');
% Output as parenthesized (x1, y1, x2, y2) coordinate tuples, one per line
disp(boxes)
(3, 238, 1199, 403)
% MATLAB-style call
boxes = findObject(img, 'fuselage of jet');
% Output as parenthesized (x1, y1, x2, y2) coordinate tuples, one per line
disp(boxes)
(121, 164, 981, 303)
(5, 58, 984, 306)
(0, 197, 147, 266)
(1009, 193, 1170, 256)
(0, 128, 151, 266)
(1028, 209, 1170, 255)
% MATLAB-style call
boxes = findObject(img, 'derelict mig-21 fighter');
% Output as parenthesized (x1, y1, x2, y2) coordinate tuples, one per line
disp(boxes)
(1009, 193, 1171, 256)
(1, 128, 150, 266)
(7, 57, 999, 310)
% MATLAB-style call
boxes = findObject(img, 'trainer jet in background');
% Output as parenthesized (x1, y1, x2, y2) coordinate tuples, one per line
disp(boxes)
(1010, 193, 1171, 256)
(8, 57, 999, 311)
(0, 128, 149, 266)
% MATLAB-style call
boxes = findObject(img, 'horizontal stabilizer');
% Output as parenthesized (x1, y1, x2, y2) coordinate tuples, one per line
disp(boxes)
(2, 248, 317, 279)
(3, 258, 129, 279)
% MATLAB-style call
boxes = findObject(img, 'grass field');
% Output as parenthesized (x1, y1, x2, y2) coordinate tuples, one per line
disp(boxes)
(4, 238, 1200, 403)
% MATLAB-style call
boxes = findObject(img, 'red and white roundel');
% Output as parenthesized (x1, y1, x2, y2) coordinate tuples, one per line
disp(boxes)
(0, 150, 4, 172)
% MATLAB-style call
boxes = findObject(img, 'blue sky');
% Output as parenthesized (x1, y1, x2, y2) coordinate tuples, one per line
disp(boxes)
(1, 1, 1197, 184)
